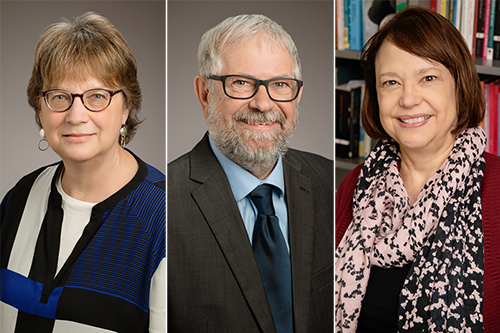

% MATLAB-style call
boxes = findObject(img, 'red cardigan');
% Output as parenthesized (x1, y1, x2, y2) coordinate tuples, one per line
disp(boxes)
(335, 152, 500, 332)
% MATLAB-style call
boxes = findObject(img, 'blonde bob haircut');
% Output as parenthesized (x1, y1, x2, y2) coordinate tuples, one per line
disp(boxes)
(27, 12, 142, 145)
(360, 6, 484, 140)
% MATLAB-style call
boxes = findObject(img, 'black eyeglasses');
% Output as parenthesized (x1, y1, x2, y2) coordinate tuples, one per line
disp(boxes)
(209, 75, 303, 102)
(40, 89, 123, 112)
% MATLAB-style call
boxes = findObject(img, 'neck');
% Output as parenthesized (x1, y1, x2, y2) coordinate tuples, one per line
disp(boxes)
(61, 147, 138, 203)
(399, 139, 456, 206)
(246, 160, 277, 180)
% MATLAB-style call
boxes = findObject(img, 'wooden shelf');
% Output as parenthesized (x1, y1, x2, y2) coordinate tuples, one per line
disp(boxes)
(335, 49, 361, 60)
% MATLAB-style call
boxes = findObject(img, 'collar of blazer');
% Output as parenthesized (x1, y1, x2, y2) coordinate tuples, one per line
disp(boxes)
(189, 133, 315, 333)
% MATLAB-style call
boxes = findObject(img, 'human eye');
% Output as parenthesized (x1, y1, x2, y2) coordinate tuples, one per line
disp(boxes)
(229, 77, 255, 91)
(89, 92, 104, 100)
(382, 80, 398, 87)
(422, 75, 437, 83)
(234, 79, 252, 87)
(91, 94, 103, 100)
(87, 90, 109, 101)
(50, 92, 69, 101)
(272, 81, 291, 89)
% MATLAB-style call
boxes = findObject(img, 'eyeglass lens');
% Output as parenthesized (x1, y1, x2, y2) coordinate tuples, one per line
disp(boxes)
(45, 90, 112, 111)
(224, 76, 299, 101)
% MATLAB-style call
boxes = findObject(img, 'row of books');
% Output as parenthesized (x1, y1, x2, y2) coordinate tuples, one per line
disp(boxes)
(335, 80, 376, 159)
(481, 75, 500, 155)
(336, 0, 377, 51)
(335, 79, 500, 159)
(337, 0, 500, 60)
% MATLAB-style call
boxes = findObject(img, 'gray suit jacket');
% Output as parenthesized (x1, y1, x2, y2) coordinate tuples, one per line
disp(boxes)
(168, 134, 333, 332)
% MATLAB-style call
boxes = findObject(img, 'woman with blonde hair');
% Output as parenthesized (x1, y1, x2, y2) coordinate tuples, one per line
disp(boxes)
(1, 12, 165, 333)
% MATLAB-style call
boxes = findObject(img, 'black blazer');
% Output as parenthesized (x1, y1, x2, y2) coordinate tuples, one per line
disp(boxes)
(168, 134, 333, 333)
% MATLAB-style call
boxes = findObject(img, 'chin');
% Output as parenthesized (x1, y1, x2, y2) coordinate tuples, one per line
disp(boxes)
(397, 137, 435, 151)
(57, 148, 97, 164)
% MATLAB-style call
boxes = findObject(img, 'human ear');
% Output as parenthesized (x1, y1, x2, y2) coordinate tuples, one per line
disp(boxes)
(194, 75, 210, 119)
(296, 82, 304, 104)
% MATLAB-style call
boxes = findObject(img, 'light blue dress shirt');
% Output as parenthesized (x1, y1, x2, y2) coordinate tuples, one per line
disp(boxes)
(209, 136, 290, 252)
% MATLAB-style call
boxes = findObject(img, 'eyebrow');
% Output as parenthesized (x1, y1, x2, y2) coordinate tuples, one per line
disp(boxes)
(378, 66, 443, 79)
(234, 73, 295, 79)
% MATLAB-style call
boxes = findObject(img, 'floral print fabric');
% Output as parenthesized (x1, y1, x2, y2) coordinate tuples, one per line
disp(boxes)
(335, 127, 486, 332)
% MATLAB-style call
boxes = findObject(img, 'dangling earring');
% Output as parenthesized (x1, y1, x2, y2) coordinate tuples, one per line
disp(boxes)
(120, 125, 127, 147)
(38, 128, 49, 151)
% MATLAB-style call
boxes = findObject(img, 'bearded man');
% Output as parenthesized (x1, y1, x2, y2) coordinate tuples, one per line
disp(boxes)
(168, 14, 333, 333)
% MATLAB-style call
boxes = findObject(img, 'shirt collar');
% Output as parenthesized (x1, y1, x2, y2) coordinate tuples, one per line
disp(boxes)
(208, 135, 285, 202)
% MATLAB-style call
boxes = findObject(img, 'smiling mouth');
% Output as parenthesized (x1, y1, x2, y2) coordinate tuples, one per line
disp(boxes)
(242, 120, 275, 125)
(399, 116, 430, 124)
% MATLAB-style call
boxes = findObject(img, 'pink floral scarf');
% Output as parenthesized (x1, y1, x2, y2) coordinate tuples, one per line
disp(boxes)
(335, 127, 486, 332)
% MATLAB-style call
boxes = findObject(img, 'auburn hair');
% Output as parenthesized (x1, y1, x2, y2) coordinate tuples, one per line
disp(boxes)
(360, 6, 484, 140)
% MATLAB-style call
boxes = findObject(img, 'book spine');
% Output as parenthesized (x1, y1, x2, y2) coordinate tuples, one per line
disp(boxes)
(473, 0, 480, 56)
(491, 82, 499, 154)
(484, 79, 491, 149)
(463, 0, 476, 54)
(449, 0, 455, 23)
(493, 0, 500, 59)
(344, 0, 350, 49)
(497, 87, 500, 156)
(430, 0, 437, 12)
(337, 0, 345, 50)
(488, 0, 496, 59)
(348, 0, 363, 51)
(477, 0, 486, 58)
(454, 0, 462, 29)
(335, 87, 351, 158)
(348, 87, 361, 159)
(484, 0, 491, 58)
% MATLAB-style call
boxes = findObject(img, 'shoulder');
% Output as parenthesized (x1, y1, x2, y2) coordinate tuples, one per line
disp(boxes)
(482, 152, 500, 200)
(143, 161, 166, 191)
(335, 163, 362, 247)
(484, 152, 500, 174)
(167, 151, 191, 178)
(125, 160, 165, 216)
(285, 148, 333, 178)
(2, 163, 59, 200)
(482, 152, 500, 227)
(1, 163, 60, 226)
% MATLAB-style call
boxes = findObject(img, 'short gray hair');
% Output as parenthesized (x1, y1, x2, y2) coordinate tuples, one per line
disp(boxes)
(197, 14, 302, 80)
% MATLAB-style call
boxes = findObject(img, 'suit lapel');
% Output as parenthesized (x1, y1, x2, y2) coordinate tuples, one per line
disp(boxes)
(283, 154, 314, 333)
(189, 135, 276, 333)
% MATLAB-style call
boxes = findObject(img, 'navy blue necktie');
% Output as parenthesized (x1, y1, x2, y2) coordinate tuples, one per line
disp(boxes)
(249, 184, 293, 333)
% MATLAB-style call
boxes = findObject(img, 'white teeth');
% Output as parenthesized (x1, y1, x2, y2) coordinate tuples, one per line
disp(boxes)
(245, 120, 272, 125)
(400, 116, 430, 124)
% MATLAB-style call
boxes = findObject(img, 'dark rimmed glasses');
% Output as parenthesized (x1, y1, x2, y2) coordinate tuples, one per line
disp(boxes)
(209, 75, 303, 102)
(40, 89, 123, 112)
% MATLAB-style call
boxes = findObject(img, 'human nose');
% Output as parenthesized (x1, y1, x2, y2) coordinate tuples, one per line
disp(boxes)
(65, 96, 89, 124)
(248, 84, 274, 111)
(399, 84, 422, 108)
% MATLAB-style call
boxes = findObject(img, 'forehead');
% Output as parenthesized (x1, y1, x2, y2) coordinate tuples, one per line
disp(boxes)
(45, 69, 118, 91)
(42, 57, 119, 89)
(375, 40, 449, 76)
(221, 35, 294, 78)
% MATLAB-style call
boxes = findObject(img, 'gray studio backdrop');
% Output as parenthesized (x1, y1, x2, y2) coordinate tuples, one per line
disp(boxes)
(168, 0, 333, 162)
(0, 0, 166, 197)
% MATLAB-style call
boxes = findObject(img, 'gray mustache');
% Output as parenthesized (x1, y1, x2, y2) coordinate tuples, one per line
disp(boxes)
(232, 109, 286, 126)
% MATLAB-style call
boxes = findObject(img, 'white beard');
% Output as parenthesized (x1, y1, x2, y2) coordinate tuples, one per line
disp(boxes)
(205, 97, 299, 177)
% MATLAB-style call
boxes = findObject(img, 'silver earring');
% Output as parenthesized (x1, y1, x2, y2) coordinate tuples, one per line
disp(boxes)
(120, 125, 127, 147)
(38, 128, 49, 151)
